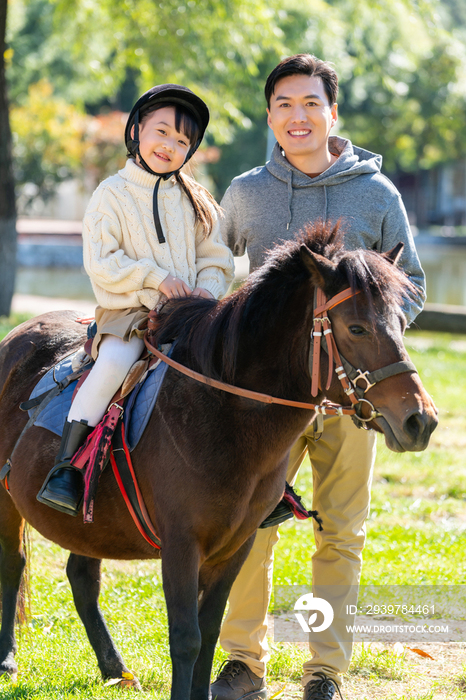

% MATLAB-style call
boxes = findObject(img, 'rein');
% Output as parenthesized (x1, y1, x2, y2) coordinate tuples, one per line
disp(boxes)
(145, 339, 355, 417)
(143, 286, 416, 423)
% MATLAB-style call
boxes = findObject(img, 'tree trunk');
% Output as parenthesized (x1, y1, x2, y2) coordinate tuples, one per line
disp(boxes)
(0, 0, 17, 317)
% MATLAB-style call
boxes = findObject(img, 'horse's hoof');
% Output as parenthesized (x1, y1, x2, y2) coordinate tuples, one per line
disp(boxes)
(0, 652, 18, 680)
(104, 672, 142, 691)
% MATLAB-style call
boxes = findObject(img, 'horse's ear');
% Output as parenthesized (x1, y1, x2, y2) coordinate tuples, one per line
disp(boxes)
(300, 245, 337, 288)
(383, 242, 404, 266)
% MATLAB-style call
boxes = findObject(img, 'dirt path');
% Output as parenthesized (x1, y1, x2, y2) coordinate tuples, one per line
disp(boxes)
(12, 293, 96, 317)
(266, 642, 466, 699)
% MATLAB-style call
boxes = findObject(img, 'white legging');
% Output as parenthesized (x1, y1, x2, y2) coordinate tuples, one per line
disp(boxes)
(67, 334, 145, 427)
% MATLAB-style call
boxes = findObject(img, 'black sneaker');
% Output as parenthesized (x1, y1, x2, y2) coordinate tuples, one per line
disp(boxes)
(210, 660, 267, 700)
(303, 673, 343, 700)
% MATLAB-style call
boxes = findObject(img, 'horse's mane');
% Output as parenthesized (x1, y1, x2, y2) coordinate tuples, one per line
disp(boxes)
(154, 221, 416, 382)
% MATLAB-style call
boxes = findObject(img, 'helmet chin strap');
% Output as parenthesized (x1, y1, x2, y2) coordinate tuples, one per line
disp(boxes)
(130, 108, 193, 244)
(136, 146, 184, 180)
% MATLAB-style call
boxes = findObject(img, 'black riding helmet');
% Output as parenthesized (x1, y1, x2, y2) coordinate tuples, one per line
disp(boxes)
(124, 84, 210, 244)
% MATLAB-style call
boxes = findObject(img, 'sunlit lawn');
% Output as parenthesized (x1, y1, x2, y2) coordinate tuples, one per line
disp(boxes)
(0, 315, 465, 698)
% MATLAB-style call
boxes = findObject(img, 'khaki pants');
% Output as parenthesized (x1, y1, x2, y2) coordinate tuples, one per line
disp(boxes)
(219, 415, 377, 686)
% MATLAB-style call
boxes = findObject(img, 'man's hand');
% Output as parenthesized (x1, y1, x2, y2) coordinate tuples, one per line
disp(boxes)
(159, 274, 192, 298)
(192, 287, 214, 300)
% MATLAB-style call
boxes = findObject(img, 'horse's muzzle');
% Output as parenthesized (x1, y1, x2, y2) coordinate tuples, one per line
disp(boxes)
(403, 407, 438, 447)
(374, 406, 438, 453)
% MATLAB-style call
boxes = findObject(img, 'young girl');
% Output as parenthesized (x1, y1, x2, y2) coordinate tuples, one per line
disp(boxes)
(37, 84, 234, 516)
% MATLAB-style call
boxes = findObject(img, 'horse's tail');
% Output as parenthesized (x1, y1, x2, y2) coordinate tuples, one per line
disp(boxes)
(17, 523, 31, 628)
(0, 522, 32, 630)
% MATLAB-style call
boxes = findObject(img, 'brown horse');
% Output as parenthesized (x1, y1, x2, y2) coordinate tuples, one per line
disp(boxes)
(0, 223, 437, 699)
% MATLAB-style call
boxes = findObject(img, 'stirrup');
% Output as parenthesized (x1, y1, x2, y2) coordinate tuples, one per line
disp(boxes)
(36, 464, 83, 516)
(36, 419, 92, 516)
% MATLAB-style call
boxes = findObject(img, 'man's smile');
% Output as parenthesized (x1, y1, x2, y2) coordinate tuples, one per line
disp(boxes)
(288, 129, 311, 137)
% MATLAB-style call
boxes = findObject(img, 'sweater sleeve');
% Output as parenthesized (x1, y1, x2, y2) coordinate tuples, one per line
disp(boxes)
(82, 186, 169, 294)
(195, 212, 235, 299)
(381, 195, 426, 325)
(220, 185, 247, 256)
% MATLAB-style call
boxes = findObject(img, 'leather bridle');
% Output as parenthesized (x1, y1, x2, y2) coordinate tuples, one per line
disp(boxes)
(143, 287, 417, 425)
(309, 287, 417, 427)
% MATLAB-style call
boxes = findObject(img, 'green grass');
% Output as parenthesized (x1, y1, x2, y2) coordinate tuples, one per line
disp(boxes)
(348, 643, 408, 681)
(1, 317, 465, 698)
(9, 542, 173, 698)
(0, 313, 33, 340)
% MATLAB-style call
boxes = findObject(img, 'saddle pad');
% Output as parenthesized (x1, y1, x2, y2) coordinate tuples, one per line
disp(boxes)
(28, 353, 79, 436)
(28, 349, 171, 451)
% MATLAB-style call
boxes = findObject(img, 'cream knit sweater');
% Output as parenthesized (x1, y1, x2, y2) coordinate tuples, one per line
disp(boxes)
(82, 159, 234, 310)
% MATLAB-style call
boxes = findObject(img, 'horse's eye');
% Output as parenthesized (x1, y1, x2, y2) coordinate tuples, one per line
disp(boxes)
(349, 325, 366, 336)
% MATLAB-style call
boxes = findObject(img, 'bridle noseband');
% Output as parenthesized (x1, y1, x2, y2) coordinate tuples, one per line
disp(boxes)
(143, 286, 417, 426)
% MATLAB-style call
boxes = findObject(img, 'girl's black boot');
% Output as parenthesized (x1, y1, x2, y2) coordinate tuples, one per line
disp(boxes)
(37, 419, 93, 516)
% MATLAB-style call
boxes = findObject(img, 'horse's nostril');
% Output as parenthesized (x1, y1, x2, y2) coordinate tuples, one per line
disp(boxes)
(404, 411, 425, 439)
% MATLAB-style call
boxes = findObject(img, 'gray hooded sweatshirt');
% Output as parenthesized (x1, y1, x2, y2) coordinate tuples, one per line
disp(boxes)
(221, 136, 425, 324)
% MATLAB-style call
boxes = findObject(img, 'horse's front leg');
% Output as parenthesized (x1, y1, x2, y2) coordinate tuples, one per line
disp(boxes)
(190, 535, 256, 700)
(162, 539, 202, 700)
(66, 554, 136, 683)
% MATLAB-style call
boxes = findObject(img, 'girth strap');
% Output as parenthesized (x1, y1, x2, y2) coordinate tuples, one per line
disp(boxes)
(110, 421, 161, 549)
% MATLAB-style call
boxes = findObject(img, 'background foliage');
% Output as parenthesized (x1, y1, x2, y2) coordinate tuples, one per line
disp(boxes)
(5, 0, 466, 200)
(10, 80, 87, 204)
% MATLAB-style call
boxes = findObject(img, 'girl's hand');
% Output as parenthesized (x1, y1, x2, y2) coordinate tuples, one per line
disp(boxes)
(192, 287, 214, 300)
(159, 274, 192, 298)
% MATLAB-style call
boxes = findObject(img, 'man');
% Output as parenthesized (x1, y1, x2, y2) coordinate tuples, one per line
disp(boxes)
(211, 54, 425, 700)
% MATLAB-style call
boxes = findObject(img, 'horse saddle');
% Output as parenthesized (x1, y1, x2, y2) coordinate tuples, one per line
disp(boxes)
(25, 345, 172, 452)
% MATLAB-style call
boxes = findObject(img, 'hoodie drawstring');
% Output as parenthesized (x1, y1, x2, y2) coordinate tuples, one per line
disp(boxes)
(285, 172, 329, 231)
(286, 171, 293, 230)
(323, 185, 328, 223)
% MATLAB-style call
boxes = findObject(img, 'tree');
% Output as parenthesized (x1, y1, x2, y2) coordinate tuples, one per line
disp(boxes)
(6, 0, 466, 205)
(209, 0, 466, 187)
(317, 0, 466, 173)
(6, 0, 310, 198)
(0, 0, 16, 317)
(207, 0, 466, 190)
(8, 0, 303, 139)
(10, 79, 89, 207)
